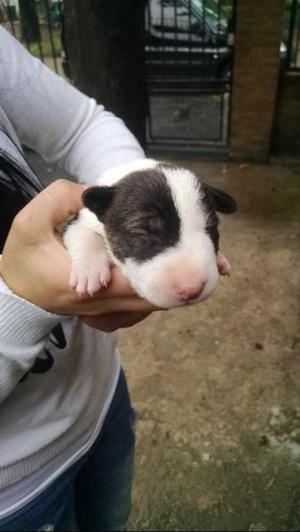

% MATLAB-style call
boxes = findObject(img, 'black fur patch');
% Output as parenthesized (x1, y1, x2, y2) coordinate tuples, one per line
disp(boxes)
(83, 186, 115, 217)
(201, 184, 220, 253)
(204, 184, 237, 214)
(87, 168, 181, 262)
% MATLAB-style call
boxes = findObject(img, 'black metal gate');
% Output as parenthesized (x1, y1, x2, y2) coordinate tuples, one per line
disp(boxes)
(1, 0, 235, 152)
(1, 0, 65, 76)
(284, 0, 300, 70)
(145, 0, 235, 152)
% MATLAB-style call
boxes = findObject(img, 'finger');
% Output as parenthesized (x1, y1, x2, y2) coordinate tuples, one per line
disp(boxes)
(67, 292, 156, 316)
(16, 180, 86, 235)
(80, 311, 152, 332)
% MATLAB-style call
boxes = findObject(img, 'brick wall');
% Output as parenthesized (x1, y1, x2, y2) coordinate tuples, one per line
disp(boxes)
(272, 72, 300, 156)
(230, 0, 285, 161)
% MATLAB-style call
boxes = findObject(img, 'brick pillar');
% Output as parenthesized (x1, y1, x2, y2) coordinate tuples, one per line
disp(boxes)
(230, 0, 285, 160)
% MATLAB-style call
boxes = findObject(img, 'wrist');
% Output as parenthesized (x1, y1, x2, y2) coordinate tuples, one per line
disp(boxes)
(0, 275, 66, 345)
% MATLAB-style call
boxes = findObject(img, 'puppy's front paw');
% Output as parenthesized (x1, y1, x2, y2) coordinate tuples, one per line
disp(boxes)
(69, 255, 112, 296)
(217, 252, 231, 276)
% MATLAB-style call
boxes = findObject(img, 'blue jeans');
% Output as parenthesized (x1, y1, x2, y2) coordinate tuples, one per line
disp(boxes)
(0, 370, 136, 531)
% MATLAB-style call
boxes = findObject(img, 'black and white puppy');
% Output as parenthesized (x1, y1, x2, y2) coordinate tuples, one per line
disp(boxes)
(63, 159, 236, 308)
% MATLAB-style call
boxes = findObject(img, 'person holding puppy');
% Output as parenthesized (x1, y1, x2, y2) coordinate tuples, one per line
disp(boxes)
(0, 26, 154, 531)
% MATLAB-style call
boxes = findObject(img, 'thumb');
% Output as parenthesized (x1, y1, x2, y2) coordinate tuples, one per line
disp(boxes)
(18, 179, 86, 234)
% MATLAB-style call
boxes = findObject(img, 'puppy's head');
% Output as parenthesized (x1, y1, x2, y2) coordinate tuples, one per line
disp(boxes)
(83, 161, 236, 308)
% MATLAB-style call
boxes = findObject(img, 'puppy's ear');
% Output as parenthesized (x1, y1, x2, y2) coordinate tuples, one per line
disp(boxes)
(204, 184, 237, 214)
(82, 186, 115, 219)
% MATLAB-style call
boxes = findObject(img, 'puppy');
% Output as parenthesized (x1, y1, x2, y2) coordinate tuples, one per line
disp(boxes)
(63, 159, 236, 308)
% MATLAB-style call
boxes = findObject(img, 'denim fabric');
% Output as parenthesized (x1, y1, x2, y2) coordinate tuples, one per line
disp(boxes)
(0, 369, 136, 532)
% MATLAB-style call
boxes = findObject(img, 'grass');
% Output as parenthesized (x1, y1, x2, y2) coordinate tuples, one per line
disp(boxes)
(25, 35, 61, 59)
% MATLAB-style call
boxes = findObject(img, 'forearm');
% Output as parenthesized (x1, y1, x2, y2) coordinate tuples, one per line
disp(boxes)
(61, 104, 145, 183)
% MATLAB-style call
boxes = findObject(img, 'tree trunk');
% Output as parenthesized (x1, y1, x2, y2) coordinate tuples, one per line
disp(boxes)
(63, 0, 147, 149)
(19, 0, 41, 44)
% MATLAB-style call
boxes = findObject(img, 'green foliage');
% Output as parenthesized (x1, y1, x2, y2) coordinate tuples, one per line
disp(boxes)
(28, 35, 61, 58)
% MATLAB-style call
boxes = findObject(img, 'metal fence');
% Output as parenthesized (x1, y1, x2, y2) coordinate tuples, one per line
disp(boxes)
(145, 0, 234, 150)
(1, 0, 299, 152)
(283, 0, 300, 70)
(2, 1, 299, 75)
(0, 0, 65, 75)
(145, 0, 234, 86)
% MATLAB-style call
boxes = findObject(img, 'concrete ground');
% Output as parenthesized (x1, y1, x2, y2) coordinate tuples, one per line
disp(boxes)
(28, 152, 300, 531)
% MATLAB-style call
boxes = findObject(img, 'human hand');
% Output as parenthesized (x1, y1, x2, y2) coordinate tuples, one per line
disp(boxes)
(0, 180, 155, 327)
(80, 310, 152, 332)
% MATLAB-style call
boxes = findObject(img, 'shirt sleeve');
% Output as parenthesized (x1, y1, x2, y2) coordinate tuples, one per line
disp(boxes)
(0, 26, 145, 184)
(0, 275, 65, 404)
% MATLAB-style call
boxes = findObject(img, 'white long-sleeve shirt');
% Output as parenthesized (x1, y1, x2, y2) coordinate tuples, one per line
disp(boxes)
(0, 27, 144, 518)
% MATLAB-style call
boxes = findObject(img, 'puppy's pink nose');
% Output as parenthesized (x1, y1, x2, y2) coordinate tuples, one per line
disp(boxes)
(177, 282, 205, 302)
